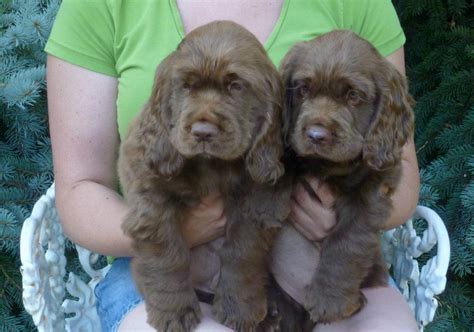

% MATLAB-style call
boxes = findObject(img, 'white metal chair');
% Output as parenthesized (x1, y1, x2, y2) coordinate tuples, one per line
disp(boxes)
(20, 184, 450, 332)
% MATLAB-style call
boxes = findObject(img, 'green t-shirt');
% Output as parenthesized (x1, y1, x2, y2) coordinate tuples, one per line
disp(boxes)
(45, 0, 405, 139)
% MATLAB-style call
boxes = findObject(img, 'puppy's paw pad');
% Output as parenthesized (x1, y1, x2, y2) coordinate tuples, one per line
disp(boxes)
(220, 318, 258, 332)
(305, 290, 366, 324)
(213, 294, 265, 331)
(149, 306, 202, 332)
(257, 313, 281, 332)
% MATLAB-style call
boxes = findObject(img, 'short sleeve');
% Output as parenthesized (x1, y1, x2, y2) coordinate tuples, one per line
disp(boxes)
(342, 0, 405, 56)
(45, 0, 117, 77)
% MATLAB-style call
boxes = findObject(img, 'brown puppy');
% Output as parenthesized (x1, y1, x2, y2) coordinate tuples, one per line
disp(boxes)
(118, 21, 290, 332)
(280, 30, 414, 323)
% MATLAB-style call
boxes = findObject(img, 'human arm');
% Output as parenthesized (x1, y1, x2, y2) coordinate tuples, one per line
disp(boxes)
(384, 47, 420, 229)
(290, 47, 420, 240)
(47, 56, 226, 256)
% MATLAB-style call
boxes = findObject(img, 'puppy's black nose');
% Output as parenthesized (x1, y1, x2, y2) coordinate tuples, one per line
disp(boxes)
(191, 121, 218, 142)
(306, 125, 329, 144)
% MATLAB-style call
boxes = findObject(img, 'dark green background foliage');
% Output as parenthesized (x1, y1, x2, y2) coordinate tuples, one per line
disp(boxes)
(393, 0, 474, 330)
(0, 0, 472, 331)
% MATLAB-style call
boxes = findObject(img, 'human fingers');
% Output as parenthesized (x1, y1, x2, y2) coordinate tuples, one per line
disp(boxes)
(289, 213, 317, 241)
(212, 213, 226, 230)
(198, 192, 223, 208)
(195, 213, 226, 245)
(192, 193, 225, 220)
(289, 198, 329, 241)
(304, 176, 336, 208)
(292, 183, 335, 233)
(182, 209, 226, 248)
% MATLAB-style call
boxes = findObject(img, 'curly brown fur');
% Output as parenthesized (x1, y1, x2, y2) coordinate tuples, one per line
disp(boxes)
(118, 21, 291, 332)
(258, 276, 315, 332)
(280, 30, 414, 323)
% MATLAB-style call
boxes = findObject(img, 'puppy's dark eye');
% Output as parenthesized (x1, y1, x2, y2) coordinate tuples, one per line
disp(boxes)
(228, 81, 243, 92)
(292, 80, 310, 98)
(347, 89, 362, 105)
(298, 84, 310, 98)
(183, 83, 191, 90)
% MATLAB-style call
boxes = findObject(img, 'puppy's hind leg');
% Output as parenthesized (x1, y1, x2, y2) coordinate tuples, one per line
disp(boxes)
(213, 185, 290, 332)
(212, 218, 275, 332)
(303, 201, 387, 324)
(125, 195, 201, 332)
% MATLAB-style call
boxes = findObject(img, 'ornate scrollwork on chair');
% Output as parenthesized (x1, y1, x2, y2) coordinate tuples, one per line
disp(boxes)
(382, 206, 450, 331)
(20, 184, 110, 332)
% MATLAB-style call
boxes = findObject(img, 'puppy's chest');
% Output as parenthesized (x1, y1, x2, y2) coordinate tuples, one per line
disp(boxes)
(296, 159, 389, 198)
(168, 159, 249, 204)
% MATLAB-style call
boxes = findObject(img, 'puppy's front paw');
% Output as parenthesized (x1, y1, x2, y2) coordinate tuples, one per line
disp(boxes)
(304, 284, 366, 324)
(147, 298, 201, 332)
(212, 291, 267, 332)
(256, 298, 281, 332)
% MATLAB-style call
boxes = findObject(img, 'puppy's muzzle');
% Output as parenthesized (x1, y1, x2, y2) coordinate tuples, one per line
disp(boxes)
(306, 125, 330, 145)
(191, 121, 219, 142)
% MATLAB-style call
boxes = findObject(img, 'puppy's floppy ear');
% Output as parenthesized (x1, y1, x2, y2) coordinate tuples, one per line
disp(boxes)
(139, 52, 185, 177)
(245, 65, 285, 184)
(279, 43, 304, 147)
(363, 60, 414, 170)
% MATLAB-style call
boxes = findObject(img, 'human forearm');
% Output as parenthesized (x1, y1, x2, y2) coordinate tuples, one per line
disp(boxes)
(56, 179, 227, 256)
(56, 180, 133, 257)
(47, 57, 129, 255)
(384, 48, 420, 230)
(384, 140, 420, 230)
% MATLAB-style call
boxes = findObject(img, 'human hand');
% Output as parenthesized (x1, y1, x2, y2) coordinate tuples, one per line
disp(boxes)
(181, 192, 226, 248)
(289, 177, 337, 241)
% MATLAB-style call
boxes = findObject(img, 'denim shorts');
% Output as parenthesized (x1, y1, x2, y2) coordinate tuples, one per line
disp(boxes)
(94, 258, 400, 332)
(95, 258, 144, 332)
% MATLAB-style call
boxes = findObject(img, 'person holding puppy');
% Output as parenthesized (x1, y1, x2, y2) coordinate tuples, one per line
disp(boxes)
(46, 0, 419, 331)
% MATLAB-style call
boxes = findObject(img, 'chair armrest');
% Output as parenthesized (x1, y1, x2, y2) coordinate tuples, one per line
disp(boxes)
(20, 183, 110, 332)
(20, 184, 66, 331)
(382, 205, 450, 330)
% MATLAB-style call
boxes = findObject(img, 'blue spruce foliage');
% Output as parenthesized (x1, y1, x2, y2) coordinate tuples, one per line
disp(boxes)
(1, 0, 58, 329)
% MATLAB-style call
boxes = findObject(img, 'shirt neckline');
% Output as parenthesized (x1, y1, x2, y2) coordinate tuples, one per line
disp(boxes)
(169, 0, 290, 51)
